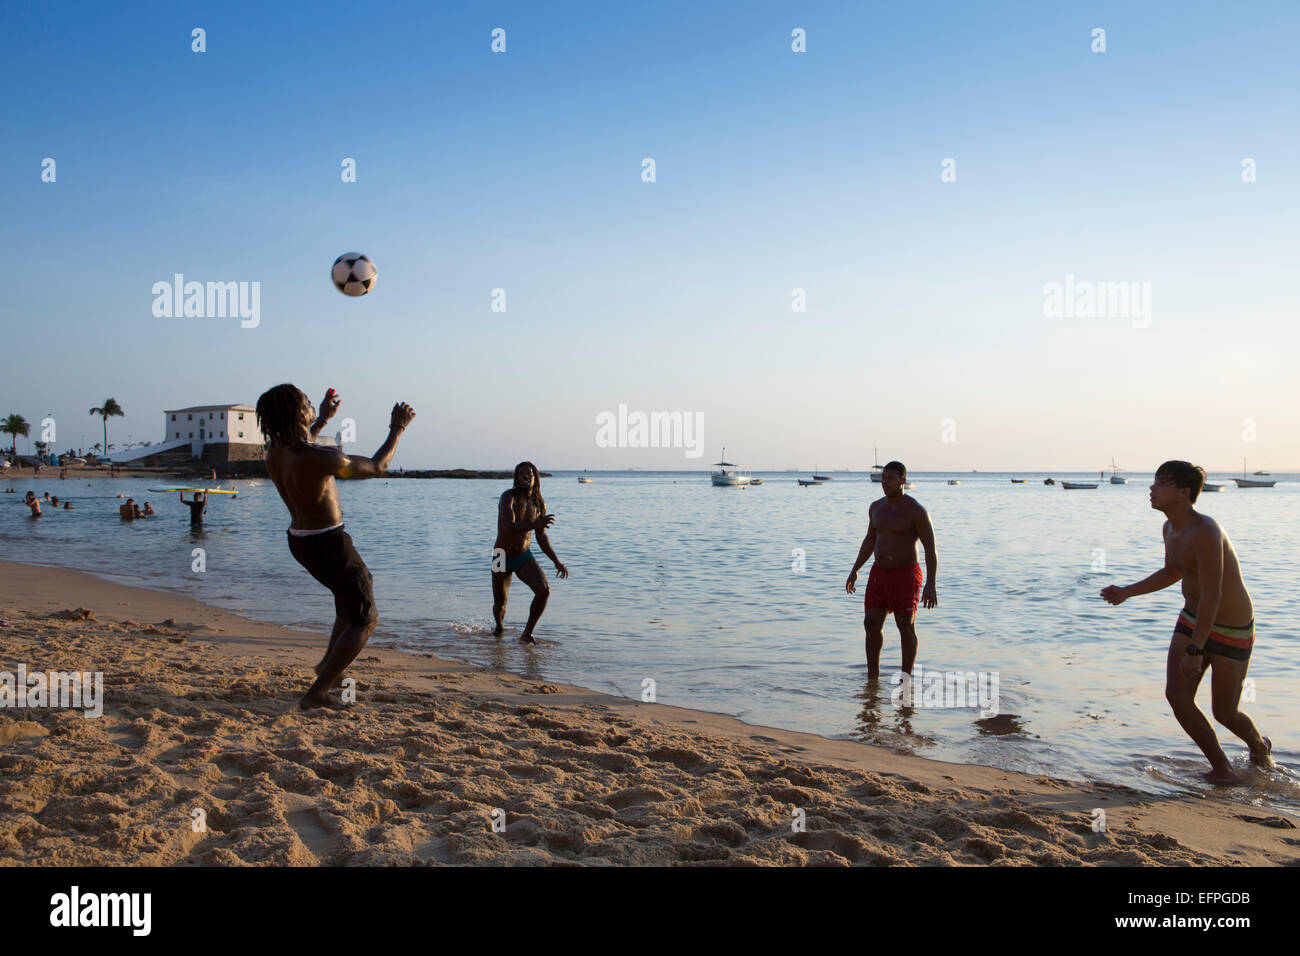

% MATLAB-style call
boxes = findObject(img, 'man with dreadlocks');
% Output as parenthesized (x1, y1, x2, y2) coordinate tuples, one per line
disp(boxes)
(256, 383, 416, 709)
(493, 460, 568, 644)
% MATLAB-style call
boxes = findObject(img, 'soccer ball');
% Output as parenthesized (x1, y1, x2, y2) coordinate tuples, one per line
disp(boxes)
(331, 252, 377, 297)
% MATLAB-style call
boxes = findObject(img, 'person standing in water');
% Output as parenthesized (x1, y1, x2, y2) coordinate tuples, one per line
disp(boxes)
(256, 383, 415, 709)
(493, 461, 568, 644)
(845, 461, 938, 678)
(1101, 460, 1272, 782)
(179, 490, 207, 527)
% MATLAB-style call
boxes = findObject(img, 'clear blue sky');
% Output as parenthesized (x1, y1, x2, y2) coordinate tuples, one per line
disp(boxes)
(3, 0, 1297, 471)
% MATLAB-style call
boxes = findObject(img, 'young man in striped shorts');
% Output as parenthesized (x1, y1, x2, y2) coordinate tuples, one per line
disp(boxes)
(1101, 460, 1273, 783)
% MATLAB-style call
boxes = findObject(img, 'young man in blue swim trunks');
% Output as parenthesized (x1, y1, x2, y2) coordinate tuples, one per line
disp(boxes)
(1101, 460, 1273, 783)
(493, 461, 567, 644)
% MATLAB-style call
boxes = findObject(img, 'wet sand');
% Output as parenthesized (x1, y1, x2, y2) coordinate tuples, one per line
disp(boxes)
(1, 560, 1295, 865)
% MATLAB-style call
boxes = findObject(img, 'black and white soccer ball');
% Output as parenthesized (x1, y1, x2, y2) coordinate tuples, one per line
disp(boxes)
(331, 252, 377, 297)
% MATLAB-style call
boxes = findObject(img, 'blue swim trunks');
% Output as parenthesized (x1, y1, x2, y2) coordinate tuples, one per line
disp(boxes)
(502, 549, 537, 573)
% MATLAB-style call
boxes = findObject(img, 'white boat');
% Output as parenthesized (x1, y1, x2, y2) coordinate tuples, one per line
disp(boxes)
(1109, 458, 1127, 484)
(1234, 460, 1275, 488)
(748, 477, 763, 486)
(1062, 481, 1098, 490)
(1202, 483, 1225, 492)
(870, 447, 884, 483)
(710, 448, 751, 487)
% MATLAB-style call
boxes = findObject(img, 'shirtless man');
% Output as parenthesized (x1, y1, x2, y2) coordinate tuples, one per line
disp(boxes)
(25, 492, 42, 518)
(256, 383, 415, 709)
(492, 461, 567, 644)
(845, 461, 938, 677)
(179, 491, 207, 527)
(118, 497, 134, 520)
(1101, 460, 1272, 782)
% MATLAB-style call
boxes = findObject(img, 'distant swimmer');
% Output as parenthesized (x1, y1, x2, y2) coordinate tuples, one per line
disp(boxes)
(257, 383, 415, 709)
(493, 461, 568, 644)
(63, 501, 72, 510)
(845, 461, 938, 678)
(25, 492, 41, 518)
(142, 501, 155, 516)
(1102, 461, 1273, 783)
(119, 498, 135, 520)
(179, 491, 207, 527)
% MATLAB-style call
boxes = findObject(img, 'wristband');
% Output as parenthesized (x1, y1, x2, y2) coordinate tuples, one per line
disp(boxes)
(1185, 643, 1203, 657)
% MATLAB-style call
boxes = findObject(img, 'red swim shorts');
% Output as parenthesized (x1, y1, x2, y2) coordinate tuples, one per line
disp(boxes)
(863, 562, 923, 617)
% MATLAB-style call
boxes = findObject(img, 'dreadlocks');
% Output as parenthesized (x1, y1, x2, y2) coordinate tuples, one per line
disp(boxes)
(516, 460, 545, 517)
(256, 383, 310, 448)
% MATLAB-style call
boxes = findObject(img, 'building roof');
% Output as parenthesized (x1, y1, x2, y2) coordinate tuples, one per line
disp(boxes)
(164, 404, 256, 414)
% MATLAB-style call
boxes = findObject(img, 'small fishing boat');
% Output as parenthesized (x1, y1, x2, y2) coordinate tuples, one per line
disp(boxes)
(1109, 458, 1127, 484)
(748, 477, 763, 486)
(870, 447, 884, 483)
(577, 477, 592, 483)
(797, 478, 822, 487)
(1062, 481, 1098, 490)
(1234, 459, 1276, 488)
(1010, 479, 1027, 484)
(1043, 478, 1056, 486)
(1201, 483, 1225, 492)
(904, 480, 917, 489)
(813, 464, 833, 481)
(947, 480, 961, 485)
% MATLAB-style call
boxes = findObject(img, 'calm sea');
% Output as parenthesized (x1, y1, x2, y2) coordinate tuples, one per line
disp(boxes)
(4, 469, 1298, 814)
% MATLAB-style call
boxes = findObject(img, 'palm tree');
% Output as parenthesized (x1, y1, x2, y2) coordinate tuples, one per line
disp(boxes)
(88, 399, 125, 460)
(2, 414, 29, 456)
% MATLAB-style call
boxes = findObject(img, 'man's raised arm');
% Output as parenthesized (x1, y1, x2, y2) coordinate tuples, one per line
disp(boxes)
(332, 403, 415, 480)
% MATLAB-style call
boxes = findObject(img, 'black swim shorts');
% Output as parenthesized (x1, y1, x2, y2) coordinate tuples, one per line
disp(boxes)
(287, 526, 377, 627)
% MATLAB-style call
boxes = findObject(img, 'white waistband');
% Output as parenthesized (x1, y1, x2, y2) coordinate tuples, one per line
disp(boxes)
(287, 522, 343, 537)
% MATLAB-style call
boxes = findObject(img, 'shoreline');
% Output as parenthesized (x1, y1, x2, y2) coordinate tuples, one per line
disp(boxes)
(1, 559, 1296, 865)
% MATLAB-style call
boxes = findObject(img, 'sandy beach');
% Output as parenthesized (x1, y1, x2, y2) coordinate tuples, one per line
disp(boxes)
(0, 559, 1295, 866)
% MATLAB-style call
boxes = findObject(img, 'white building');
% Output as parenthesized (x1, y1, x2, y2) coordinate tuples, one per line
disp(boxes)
(162, 403, 264, 462)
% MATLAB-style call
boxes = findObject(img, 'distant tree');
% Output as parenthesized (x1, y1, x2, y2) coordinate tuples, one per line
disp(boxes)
(88, 399, 125, 460)
(2, 414, 29, 456)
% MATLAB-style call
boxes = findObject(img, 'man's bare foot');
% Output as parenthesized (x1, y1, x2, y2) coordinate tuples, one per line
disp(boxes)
(519, 633, 537, 645)
(493, 623, 504, 638)
(299, 690, 342, 710)
(1204, 766, 1240, 784)
(1250, 736, 1274, 767)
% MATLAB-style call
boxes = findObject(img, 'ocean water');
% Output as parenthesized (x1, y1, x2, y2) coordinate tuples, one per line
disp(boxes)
(4, 470, 1298, 815)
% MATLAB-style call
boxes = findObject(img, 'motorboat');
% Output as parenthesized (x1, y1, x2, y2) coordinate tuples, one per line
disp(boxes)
(1062, 481, 1098, 490)
(710, 448, 751, 486)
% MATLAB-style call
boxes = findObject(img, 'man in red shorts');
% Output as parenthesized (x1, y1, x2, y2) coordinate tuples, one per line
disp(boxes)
(845, 461, 938, 677)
